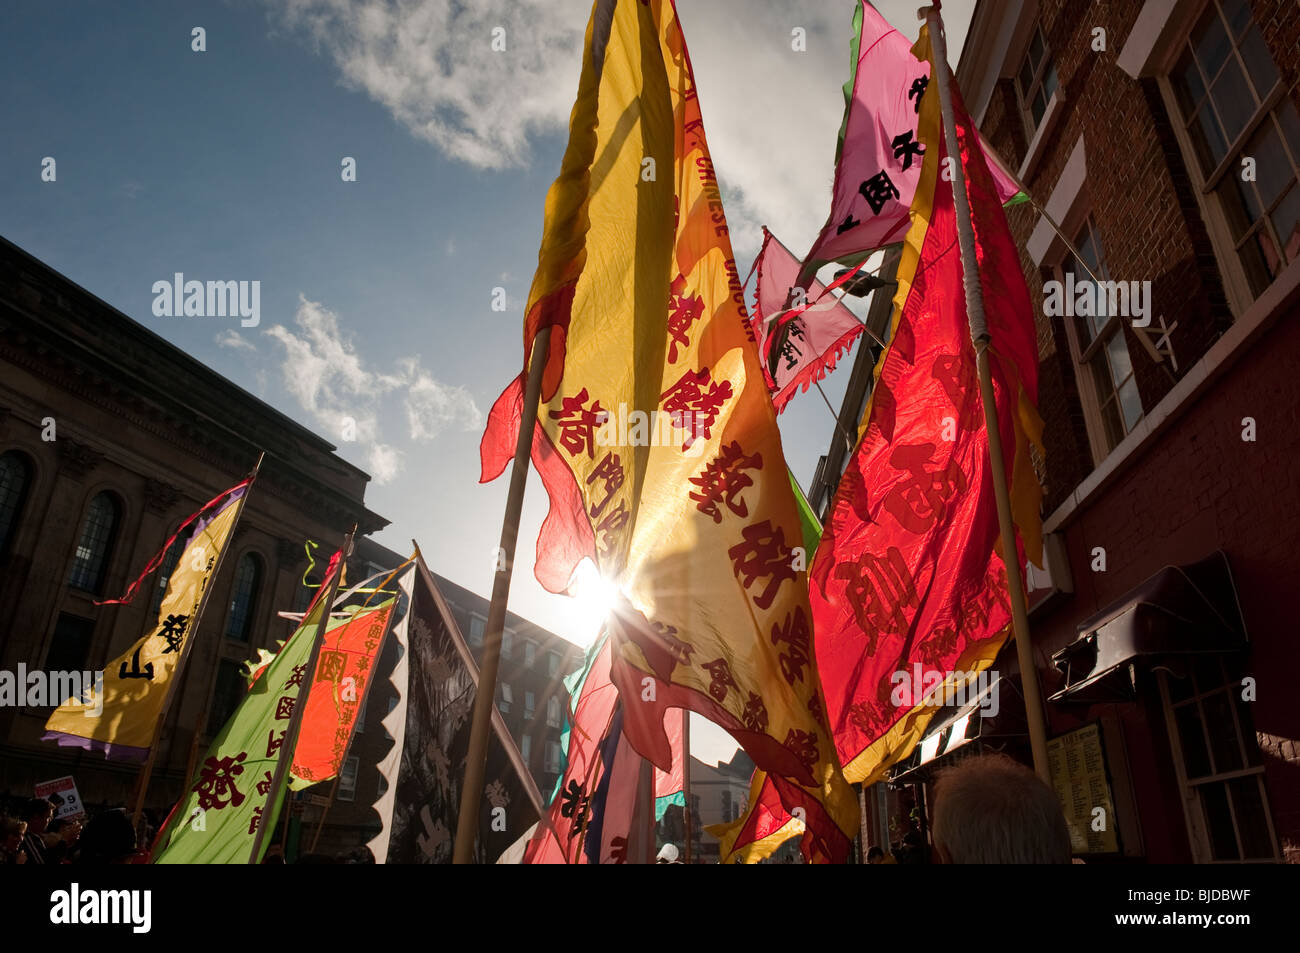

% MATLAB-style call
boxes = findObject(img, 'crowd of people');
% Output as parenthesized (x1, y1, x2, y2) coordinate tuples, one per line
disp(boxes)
(1, 796, 142, 864)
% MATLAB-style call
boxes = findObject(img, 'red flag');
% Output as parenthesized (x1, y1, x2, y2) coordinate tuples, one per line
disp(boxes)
(809, 24, 1044, 786)
(751, 228, 865, 415)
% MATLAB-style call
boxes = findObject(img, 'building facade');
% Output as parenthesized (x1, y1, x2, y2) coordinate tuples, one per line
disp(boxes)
(820, 0, 1300, 863)
(0, 236, 389, 820)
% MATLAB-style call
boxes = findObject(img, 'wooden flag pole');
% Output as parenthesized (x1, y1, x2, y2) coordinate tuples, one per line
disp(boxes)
(923, 5, 1051, 783)
(453, 327, 552, 864)
(130, 452, 265, 830)
(248, 525, 356, 863)
(682, 709, 692, 864)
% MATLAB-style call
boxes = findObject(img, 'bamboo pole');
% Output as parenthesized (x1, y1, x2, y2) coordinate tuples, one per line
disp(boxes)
(248, 525, 355, 863)
(453, 327, 552, 863)
(924, 5, 1051, 783)
(130, 452, 264, 828)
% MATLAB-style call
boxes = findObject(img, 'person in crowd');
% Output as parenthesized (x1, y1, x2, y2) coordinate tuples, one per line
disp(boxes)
(866, 845, 897, 864)
(930, 752, 1071, 864)
(20, 798, 56, 864)
(43, 817, 83, 864)
(74, 809, 138, 864)
(655, 843, 682, 864)
(2, 817, 28, 864)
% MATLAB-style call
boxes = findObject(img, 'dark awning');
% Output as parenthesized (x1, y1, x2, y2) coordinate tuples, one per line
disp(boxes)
(1048, 550, 1247, 704)
(888, 673, 1027, 784)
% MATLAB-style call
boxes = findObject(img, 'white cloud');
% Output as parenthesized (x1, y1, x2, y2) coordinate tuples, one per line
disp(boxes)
(264, 1, 965, 262)
(265, 295, 481, 483)
(215, 329, 257, 352)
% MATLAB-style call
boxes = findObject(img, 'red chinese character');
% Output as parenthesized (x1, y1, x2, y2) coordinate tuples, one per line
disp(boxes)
(274, 695, 296, 721)
(666, 274, 704, 363)
(255, 770, 273, 797)
(549, 388, 607, 459)
(701, 657, 738, 703)
(783, 728, 819, 775)
(931, 353, 981, 429)
(248, 806, 263, 836)
(660, 368, 733, 450)
(266, 729, 285, 759)
(770, 608, 810, 685)
(881, 443, 968, 534)
(742, 692, 769, 733)
(315, 650, 346, 683)
(284, 664, 307, 690)
(728, 520, 797, 611)
(586, 452, 625, 519)
(834, 546, 917, 646)
(193, 753, 247, 811)
(594, 501, 630, 560)
(689, 441, 762, 523)
(808, 692, 826, 731)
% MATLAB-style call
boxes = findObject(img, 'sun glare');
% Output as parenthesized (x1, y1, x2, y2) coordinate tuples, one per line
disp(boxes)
(568, 558, 621, 646)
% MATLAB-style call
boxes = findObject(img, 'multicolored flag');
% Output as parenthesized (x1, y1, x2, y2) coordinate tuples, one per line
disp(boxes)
(480, 0, 857, 863)
(809, 23, 1044, 787)
(524, 634, 618, 864)
(751, 228, 866, 415)
(152, 562, 352, 864)
(707, 769, 803, 864)
(800, 1, 1023, 276)
(43, 479, 251, 760)
(288, 590, 397, 788)
(367, 559, 541, 863)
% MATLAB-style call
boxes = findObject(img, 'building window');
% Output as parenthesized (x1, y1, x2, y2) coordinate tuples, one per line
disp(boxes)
(45, 613, 95, 675)
(207, 658, 245, 736)
(149, 532, 187, 619)
(469, 614, 485, 647)
(1016, 23, 1059, 134)
(68, 492, 119, 594)
(1158, 659, 1280, 861)
(338, 756, 359, 802)
(547, 695, 562, 728)
(524, 690, 536, 721)
(521, 734, 531, 764)
(1167, 0, 1300, 302)
(548, 651, 560, 677)
(525, 639, 536, 667)
(1059, 217, 1143, 459)
(225, 553, 262, 642)
(498, 682, 512, 714)
(0, 451, 32, 557)
(544, 740, 562, 773)
(501, 628, 513, 660)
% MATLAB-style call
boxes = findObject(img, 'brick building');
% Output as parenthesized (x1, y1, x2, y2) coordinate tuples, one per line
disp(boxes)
(819, 0, 1300, 863)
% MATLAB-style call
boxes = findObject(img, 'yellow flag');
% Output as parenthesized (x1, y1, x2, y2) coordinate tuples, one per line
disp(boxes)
(481, 0, 856, 862)
(43, 484, 248, 759)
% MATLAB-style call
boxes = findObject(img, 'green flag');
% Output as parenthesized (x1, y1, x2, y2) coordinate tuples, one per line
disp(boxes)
(153, 596, 339, 864)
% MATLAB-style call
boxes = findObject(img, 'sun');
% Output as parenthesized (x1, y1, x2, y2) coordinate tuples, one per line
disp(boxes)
(568, 558, 621, 646)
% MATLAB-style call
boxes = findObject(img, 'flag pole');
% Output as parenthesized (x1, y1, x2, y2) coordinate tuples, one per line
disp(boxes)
(248, 525, 356, 863)
(682, 709, 692, 864)
(923, 4, 1051, 784)
(453, 327, 552, 863)
(130, 451, 265, 830)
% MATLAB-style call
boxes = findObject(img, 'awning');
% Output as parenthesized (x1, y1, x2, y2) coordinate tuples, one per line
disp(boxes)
(888, 673, 1026, 784)
(1048, 550, 1247, 704)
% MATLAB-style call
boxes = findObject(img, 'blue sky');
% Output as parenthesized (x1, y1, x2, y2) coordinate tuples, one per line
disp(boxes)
(1, 0, 972, 763)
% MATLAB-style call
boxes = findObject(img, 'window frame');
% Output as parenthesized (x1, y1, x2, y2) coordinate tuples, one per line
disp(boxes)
(0, 450, 33, 559)
(224, 551, 264, 643)
(1015, 22, 1059, 138)
(1156, 0, 1300, 315)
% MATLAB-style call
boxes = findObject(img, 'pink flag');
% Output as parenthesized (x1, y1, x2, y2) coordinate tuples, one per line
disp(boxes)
(801, 1, 1020, 273)
(752, 228, 866, 415)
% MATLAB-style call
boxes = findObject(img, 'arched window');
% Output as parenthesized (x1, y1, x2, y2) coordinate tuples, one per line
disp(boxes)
(149, 532, 187, 619)
(68, 492, 119, 593)
(0, 451, 32, 557)
(225, 553, 262, 642)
